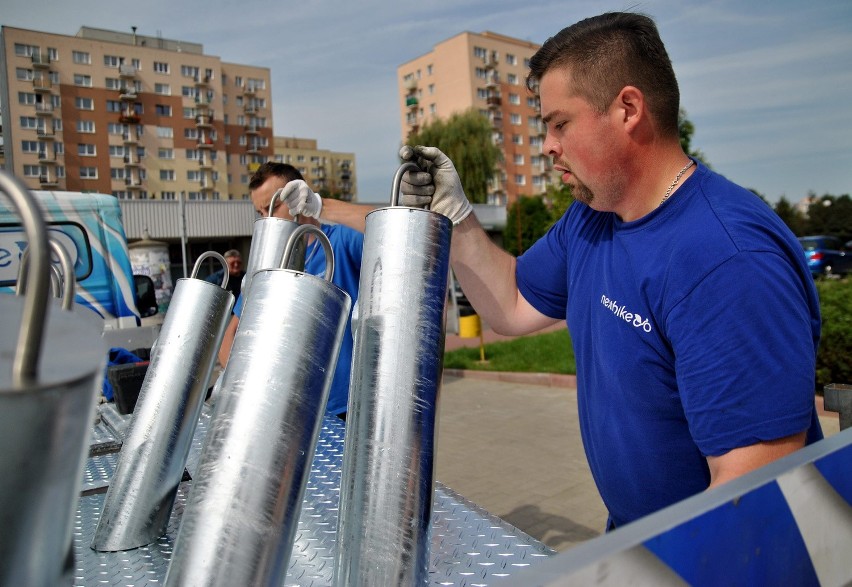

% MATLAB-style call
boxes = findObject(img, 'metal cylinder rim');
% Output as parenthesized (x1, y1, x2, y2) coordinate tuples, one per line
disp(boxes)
(191, 250, 229, 289)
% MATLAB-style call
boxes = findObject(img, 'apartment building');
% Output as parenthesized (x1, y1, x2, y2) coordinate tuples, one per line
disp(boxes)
(0, 25, 273, 200)
(397, 31, 554, 207)
(273, 137, 357, 201)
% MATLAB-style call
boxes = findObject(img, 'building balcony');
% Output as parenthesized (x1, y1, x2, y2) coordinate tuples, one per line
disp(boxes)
(199, 157, 214, 170)
(243, 84, 256, 96)
(200, 180, 214, 191)
(194, 74, 212, 87)
(486, 95, 502, 108)
(39, 175, 59, 188)
(196, 115, 213, 129)
(36, 127, 55, 139)
(123, 155, 141, 167)
(244, 105, 258, 115)
(483, 54, 498, 70)
(246, 144, 262, 155)
(122, 130, 141, 144)
(244, 125, 260, 135)
(486, 73, 499, 88)
(33, 77, 53, 92)
(35, 102, 54, 116)
(119, 112, 141, 124)
(198, 137, 215, 150)
(31, 53, 51, 68)
(119, 64, 138, 78)
(38, 150, 56, 163)
(119, 87, 138, 101)
(125, 179, 143, 190)
(194, 95, 213, 109)
(406, 95, 419, 109)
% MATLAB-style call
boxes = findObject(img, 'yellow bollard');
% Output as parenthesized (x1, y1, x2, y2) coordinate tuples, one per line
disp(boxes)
(458, 313, 481, 338)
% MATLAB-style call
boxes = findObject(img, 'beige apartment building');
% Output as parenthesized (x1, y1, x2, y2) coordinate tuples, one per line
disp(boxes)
(397, 31, 554, 207)
(0, 25, 274, 200)
(273, 137, 356, 201)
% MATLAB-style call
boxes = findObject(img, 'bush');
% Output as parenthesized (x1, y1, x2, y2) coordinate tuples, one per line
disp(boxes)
(815, 279, 852, 390)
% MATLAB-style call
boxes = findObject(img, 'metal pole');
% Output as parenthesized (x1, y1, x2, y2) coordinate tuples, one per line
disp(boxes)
(179, 191, 188, 278)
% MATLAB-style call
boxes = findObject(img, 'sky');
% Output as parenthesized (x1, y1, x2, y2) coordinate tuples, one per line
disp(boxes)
(3, 0, 851, 204)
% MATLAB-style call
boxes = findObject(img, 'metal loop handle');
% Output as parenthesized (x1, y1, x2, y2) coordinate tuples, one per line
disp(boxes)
(390, 161, 424, 208)
(20, 240, 77, 310)
(280, 224, 334, 282)
(0, 170, 50, 385)
(269, 187, 286, 217)
(191, 251, 229, 289)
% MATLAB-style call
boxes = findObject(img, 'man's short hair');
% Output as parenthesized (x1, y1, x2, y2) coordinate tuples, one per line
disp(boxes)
(248, 162, 305, 191)
(223, 249, 241, 259)
(526, 12, 680, 137)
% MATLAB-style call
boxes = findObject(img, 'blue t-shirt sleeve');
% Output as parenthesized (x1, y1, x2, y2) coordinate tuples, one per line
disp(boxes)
(668, 251, 819, 456)
(516, 209, 571, 320)
(233, 293, 243, 318)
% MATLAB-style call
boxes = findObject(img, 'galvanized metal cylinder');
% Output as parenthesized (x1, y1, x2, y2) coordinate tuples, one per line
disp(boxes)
(241, 191, 306, 303)
(0, 170, 105, 587)
(165, 226, 350, 587)
(91, 251, 234, 551)
(335, 170, 452, 586)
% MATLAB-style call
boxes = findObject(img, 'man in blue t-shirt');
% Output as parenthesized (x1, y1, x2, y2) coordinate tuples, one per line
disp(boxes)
(397, 12, 823, 528)
(217, 163, 368, 417)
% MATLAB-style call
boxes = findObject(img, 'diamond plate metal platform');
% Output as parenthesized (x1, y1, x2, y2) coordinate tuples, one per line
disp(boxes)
(74, 404, 553, 586)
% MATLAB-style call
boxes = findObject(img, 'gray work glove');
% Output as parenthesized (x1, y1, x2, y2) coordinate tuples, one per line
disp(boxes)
(399, 145, 473, 225)
(277, 179, 323, 218)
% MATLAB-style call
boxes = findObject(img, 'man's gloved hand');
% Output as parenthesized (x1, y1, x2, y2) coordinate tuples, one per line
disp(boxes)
(277, 179, 323, 219)
(399, 145, 473, 225)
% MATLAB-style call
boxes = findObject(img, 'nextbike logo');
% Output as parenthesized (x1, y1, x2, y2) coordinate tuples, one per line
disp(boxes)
(600, 294, 652, 333)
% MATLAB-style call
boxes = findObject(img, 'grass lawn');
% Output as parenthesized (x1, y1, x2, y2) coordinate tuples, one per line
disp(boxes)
(443, 329, 576, 374)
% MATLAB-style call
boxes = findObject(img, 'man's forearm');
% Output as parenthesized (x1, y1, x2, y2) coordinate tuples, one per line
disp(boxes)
(320, 199, 377, 233)
(450, 214, 556, 336)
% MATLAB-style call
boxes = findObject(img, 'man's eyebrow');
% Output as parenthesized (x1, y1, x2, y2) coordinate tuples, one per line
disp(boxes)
(541, 110, 562, 125)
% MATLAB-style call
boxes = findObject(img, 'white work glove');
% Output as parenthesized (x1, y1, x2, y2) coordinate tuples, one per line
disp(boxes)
(399, 145, 473, 225)
(278, 179, 323, 219)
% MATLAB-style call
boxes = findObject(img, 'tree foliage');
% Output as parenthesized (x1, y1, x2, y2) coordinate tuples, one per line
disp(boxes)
(405, 109, 502, 204)
(678, 108, 710, 168)
(504, 196, 551, 256)
(804, 194, 852, 242)
(772, 196, 807, 236)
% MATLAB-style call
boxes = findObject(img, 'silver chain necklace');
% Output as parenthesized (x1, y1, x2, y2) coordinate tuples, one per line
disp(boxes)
(660, 159, 695, 205)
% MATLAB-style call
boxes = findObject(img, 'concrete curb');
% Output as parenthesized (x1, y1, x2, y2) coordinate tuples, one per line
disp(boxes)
(443, 368, 577, 389)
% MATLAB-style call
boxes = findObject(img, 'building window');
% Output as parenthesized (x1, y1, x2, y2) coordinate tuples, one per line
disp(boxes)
(23, 165, 43, 176)
(73, 74, 92, 87)
(155, 104, 172, 116)
(515, 174, 526, 185)
(77, 120, 95, 133)
(155, 83, 171, 95)
(153, 61, 170, 74)
(473, 46, 487, 59)
(157, 127, 174, 138)
(506, 54, 517, 66)
(514, 154, 525, 165)
(158, 148, 174, 159)
(15, 67, 34, 81)
(160, 169, 176, 181)
(430, 103, 437, 114)
(72, 51, 91, 64)
(427, 64, 433, 75)
(507, 73, 519, 85)
(185, 149, 200, 160)
(509, 93, 520, 105)
(109, 145, 126, 157)
(78, 144, 96, 156)
(510, 113, 521, 125)
(17, 92, 37, 104)
(20, 116, 39, 129)
(474, 67, 487, 80)
(187, 170, 201, 181)
(181, 65, 199, 78)
(161, 192, 176, 200)
(105, 77, 121, 89)
(75, 97, 94, 110)
(80, 167, 98, 179)
(512, 134, 523, 145)
(106, 100, 122, 112)
(131, 58, 141, 70)
(21, 140, 40, 153)
(111, 168, 127, 179)
(107, 123, 123, 134)
(15, 43, 39, 57)
(185, 128, 199, 140)
(103, 55, 121, 68)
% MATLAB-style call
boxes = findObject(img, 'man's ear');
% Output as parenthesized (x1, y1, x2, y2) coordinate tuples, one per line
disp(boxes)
(615, 85, 644, 131)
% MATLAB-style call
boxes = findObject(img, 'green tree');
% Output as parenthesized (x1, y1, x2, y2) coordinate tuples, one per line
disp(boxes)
(773, 196, 807, 236)
(504, 196, 550, 256)
(544, 182, 574, 228)
(406, 109, 502, 204)
(806, 194, 852, 242)
(678, 108, 710, 168)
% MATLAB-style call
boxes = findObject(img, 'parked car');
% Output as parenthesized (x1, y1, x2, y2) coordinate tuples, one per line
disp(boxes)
(798, 235, 852, 278)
